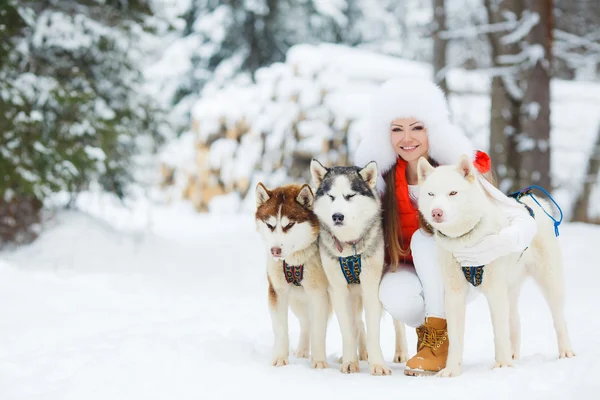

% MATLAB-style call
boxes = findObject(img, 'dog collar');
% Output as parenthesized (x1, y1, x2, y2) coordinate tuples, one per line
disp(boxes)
(328, 232, 360, 255)
(435, 218, 481, 240)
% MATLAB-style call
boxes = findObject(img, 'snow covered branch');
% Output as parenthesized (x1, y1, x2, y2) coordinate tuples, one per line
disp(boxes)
(499, 11, 539, 45)
(439, 10, 539, 41)
(438, 18, 518, 40)
(555, 29, 600, 53)
(497, 44, 545, 67)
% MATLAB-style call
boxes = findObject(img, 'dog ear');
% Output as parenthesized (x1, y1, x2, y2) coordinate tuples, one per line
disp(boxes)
(255, 182, 271, 208)
(359, 161, 378, 190)
(457, 154, 475, 182)
(296, 184, 314, 209)
(417, 157, 435, 184)
(310, 159, 328, 188)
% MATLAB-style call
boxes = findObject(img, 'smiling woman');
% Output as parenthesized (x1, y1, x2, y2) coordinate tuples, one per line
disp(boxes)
(389, 118, 430, 185)
(352, 77, 539, 377)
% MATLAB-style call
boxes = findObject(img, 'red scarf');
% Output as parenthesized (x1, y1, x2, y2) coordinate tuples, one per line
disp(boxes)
(393, 158, 419, 264)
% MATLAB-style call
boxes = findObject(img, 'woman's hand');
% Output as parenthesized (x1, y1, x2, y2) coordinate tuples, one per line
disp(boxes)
(453, 232, 517, 266)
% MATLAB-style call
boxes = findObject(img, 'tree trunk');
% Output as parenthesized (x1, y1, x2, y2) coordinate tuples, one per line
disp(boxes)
(571, 124, 600, 223)
(485, 0, 524, 193)
(432, 0, 448, 94)
(518, 0, 553, 191)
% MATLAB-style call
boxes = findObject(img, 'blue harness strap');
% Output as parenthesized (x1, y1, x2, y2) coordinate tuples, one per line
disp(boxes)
(282, 261, 304, 286)
(461, 185, 563, 288)
(508, 185, 563, 237)
(339, 254, 362, 284)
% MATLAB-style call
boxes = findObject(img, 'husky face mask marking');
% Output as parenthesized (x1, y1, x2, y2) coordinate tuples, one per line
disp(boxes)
(255, 183, 319, 260)
(417, 155, 485, 237)
(310, 159, 380, 243)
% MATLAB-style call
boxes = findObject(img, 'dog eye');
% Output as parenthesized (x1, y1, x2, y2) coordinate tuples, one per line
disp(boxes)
(428, 192, 434, 196)
(344, 194, 355, 201)
(328, 194, 335, 201)
(285, 222, 295, 230)
(265, 222, 275, 230)
(449, 191, 458, 196)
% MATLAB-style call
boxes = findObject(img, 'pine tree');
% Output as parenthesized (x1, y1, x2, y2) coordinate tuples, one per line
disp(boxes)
(0, 0, 167, 246)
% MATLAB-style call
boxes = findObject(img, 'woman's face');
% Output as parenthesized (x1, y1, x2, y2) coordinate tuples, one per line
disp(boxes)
(389, 117, 429, 162)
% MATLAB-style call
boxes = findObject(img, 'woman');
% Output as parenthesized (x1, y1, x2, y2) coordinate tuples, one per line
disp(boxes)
(353, 77, 537, 376)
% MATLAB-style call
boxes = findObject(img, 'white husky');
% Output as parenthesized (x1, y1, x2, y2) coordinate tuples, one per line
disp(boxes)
(255, 182, 331, 369)
(417, 155, 576, 377)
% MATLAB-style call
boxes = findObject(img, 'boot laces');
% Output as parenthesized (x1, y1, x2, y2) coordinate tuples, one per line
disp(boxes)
(416, 325, 425, 349)
(421, 323, 447, 350)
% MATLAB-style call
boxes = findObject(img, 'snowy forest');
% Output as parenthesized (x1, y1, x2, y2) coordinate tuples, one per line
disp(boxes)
(2, 1, 600, 398)
(2, 0, 600, 246)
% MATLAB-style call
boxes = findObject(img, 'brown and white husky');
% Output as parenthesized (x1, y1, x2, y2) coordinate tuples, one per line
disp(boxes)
(254, 182, 331, 369)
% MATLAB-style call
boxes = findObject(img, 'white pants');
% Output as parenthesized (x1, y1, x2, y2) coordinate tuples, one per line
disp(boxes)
(379, 229, 479, 328)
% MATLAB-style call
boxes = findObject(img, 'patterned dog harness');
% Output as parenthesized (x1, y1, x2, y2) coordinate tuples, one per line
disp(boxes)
(462, 266, 484, 287)
(339, 244, 362, 284)
(282, 261, 304, 286)
(330, 234, 362, 284)
(508, 188, 536, 219)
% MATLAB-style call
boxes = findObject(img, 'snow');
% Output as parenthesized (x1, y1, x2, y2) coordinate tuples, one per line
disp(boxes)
(0, 202, 598, 399)
(500, 11, 540, 45)
(313, 0, 349, 27)
(169, 43, 600, 219)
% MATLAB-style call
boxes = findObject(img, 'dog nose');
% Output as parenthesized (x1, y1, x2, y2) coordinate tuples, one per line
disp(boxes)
(271, 247, 282, 257)
(332, 213, 344, 223)
(431, 208, 444, 222)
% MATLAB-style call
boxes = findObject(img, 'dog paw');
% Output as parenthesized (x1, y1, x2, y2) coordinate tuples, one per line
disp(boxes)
(511, 351, 520, 360)
(393, 351, 409, 363)
(295, 348, 310, 359)
(272, 357, 289, 367)
(493, 360, 513, 369)
(359, 349, 368, 361)
(437, 365, 461, 377)
(559, 349, 576, 358)
(370, 363, 392, 376)
(312, 360, 328, 369)
(340, 361, 360, 374)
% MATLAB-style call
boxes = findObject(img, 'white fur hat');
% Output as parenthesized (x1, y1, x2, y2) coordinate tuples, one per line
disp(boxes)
(353, 77, 477, 194)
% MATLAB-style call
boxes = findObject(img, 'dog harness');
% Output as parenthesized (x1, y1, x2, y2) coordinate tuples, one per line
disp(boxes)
(331, 235, 362, 284)
(460, 185, 562, 287)
(339, 245, 362, 285)
(462, 266, 485, 287)
(282, 261, 304, 286)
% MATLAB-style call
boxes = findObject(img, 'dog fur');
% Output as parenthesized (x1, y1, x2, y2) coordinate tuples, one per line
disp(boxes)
(255, 182, 331, 369)
(310, 159, 403, 375)
(416, 155, 576, 377)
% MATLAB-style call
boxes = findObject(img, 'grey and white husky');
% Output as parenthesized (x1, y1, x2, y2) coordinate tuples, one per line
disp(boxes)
(310, 159, 407, 375)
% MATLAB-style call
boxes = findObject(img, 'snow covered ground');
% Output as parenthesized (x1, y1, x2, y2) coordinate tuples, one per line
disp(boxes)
(0, 200, 598, 400)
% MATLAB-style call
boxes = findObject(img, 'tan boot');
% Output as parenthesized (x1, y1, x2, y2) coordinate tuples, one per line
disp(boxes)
(404, 317, 449, 376)
(415, 324, 426, 351)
